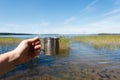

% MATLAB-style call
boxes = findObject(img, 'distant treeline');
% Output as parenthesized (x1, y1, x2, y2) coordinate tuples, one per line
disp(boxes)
(98, 33, 120, 35)
(0, 33, 35, 35)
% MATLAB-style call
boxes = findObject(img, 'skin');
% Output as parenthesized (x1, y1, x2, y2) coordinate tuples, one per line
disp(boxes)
(0, 36, 41, 76)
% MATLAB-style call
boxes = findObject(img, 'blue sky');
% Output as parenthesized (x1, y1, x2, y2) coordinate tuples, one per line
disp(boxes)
(0, 0, 120, 34)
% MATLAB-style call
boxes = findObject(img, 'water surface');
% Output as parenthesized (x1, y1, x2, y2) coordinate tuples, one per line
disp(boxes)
(0, 35, 120, 80)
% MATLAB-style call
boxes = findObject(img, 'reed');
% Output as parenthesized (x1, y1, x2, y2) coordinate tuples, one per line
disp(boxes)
(60, 36, 71, 53)
(0, 37, 71, 53)
(74, 35, 120, 49)
(0, 37, 20, 45)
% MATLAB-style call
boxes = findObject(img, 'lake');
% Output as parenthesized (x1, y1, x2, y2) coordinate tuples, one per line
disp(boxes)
(0, 34, 120, 80)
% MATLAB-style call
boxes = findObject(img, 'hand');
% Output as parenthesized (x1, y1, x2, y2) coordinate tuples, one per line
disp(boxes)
(0, 36, 41, 76)
(13, 36, 41, 65)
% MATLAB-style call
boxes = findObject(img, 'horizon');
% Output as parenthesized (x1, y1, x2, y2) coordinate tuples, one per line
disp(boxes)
(0, 0, 120, 34)
(1, 32, 120, 35)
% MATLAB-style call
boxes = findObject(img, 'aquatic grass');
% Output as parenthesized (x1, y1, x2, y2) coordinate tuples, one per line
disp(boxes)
(59, 36, 71, 54)
(74, 35, 120, 49)
(0, 37, 21, 45)
(0, 36, 71, 55)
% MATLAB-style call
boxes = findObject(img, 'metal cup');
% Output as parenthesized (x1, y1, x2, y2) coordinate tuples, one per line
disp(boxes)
(44, 37, 59, 56)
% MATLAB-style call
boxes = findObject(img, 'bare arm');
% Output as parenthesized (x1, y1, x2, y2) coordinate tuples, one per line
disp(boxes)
(0, 50, 17, 76)
(0, 37, 41, 76)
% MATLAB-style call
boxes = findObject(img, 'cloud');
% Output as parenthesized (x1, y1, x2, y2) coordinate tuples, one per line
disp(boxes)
(103, 8, 120, 16)
(44, 10, 120, 34)
(54, 10, 120, 34)
(5, 24, 20, 27)
(21, 22, 50, 28)
(1, 5, 120, 34)
(0, 21, 50, 34)
(34, 22, 50, 27)
(83, 0, 99, 12)
(1, 12, 120, 34)
(64, 16, 76, 25)
(78, 13, 120, 34)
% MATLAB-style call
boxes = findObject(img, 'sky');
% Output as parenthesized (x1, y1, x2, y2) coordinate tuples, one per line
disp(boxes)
(0, 0, 120, 34)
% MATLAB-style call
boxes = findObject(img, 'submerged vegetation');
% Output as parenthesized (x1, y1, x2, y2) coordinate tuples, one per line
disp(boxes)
(74, 35, 120, 49)
(0, 37, 20, 45)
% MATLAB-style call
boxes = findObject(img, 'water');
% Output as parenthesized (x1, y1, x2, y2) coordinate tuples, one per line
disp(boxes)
(0, 34, 120, 80)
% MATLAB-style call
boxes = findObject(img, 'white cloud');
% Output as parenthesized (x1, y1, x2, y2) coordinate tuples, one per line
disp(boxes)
(83, 0, 99, 12)
(64, 16, 76, 25)
(77, 13, 120, 34)
(0, 21, 50, 34)
(103, 8, 120, 16)
(5, 24, 19, 27)
(1, 6, 120, 34)
(54, 10, 120, 34)
(35, 22, 50, 27)
(1, 12, 120, 34)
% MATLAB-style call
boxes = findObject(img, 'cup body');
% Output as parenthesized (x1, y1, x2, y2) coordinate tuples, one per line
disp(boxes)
(44, 37, 59, 56)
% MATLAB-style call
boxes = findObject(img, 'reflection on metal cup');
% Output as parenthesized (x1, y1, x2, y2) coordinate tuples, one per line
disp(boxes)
(44, 37, 59, 56)
(52, 37, 59, 55)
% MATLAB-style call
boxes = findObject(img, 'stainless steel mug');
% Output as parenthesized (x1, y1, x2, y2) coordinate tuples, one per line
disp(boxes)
(44, 37, 59, 56)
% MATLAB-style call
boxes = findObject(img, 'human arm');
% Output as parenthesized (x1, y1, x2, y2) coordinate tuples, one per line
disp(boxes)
(0, 36, 41, 76)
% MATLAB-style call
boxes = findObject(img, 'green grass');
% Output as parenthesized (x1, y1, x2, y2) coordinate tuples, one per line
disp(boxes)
(74, 35, 120, 49)
(0, 37, 21, 45)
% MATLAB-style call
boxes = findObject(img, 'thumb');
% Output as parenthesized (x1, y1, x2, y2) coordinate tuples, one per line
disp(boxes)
(27, 36, 39, 43)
